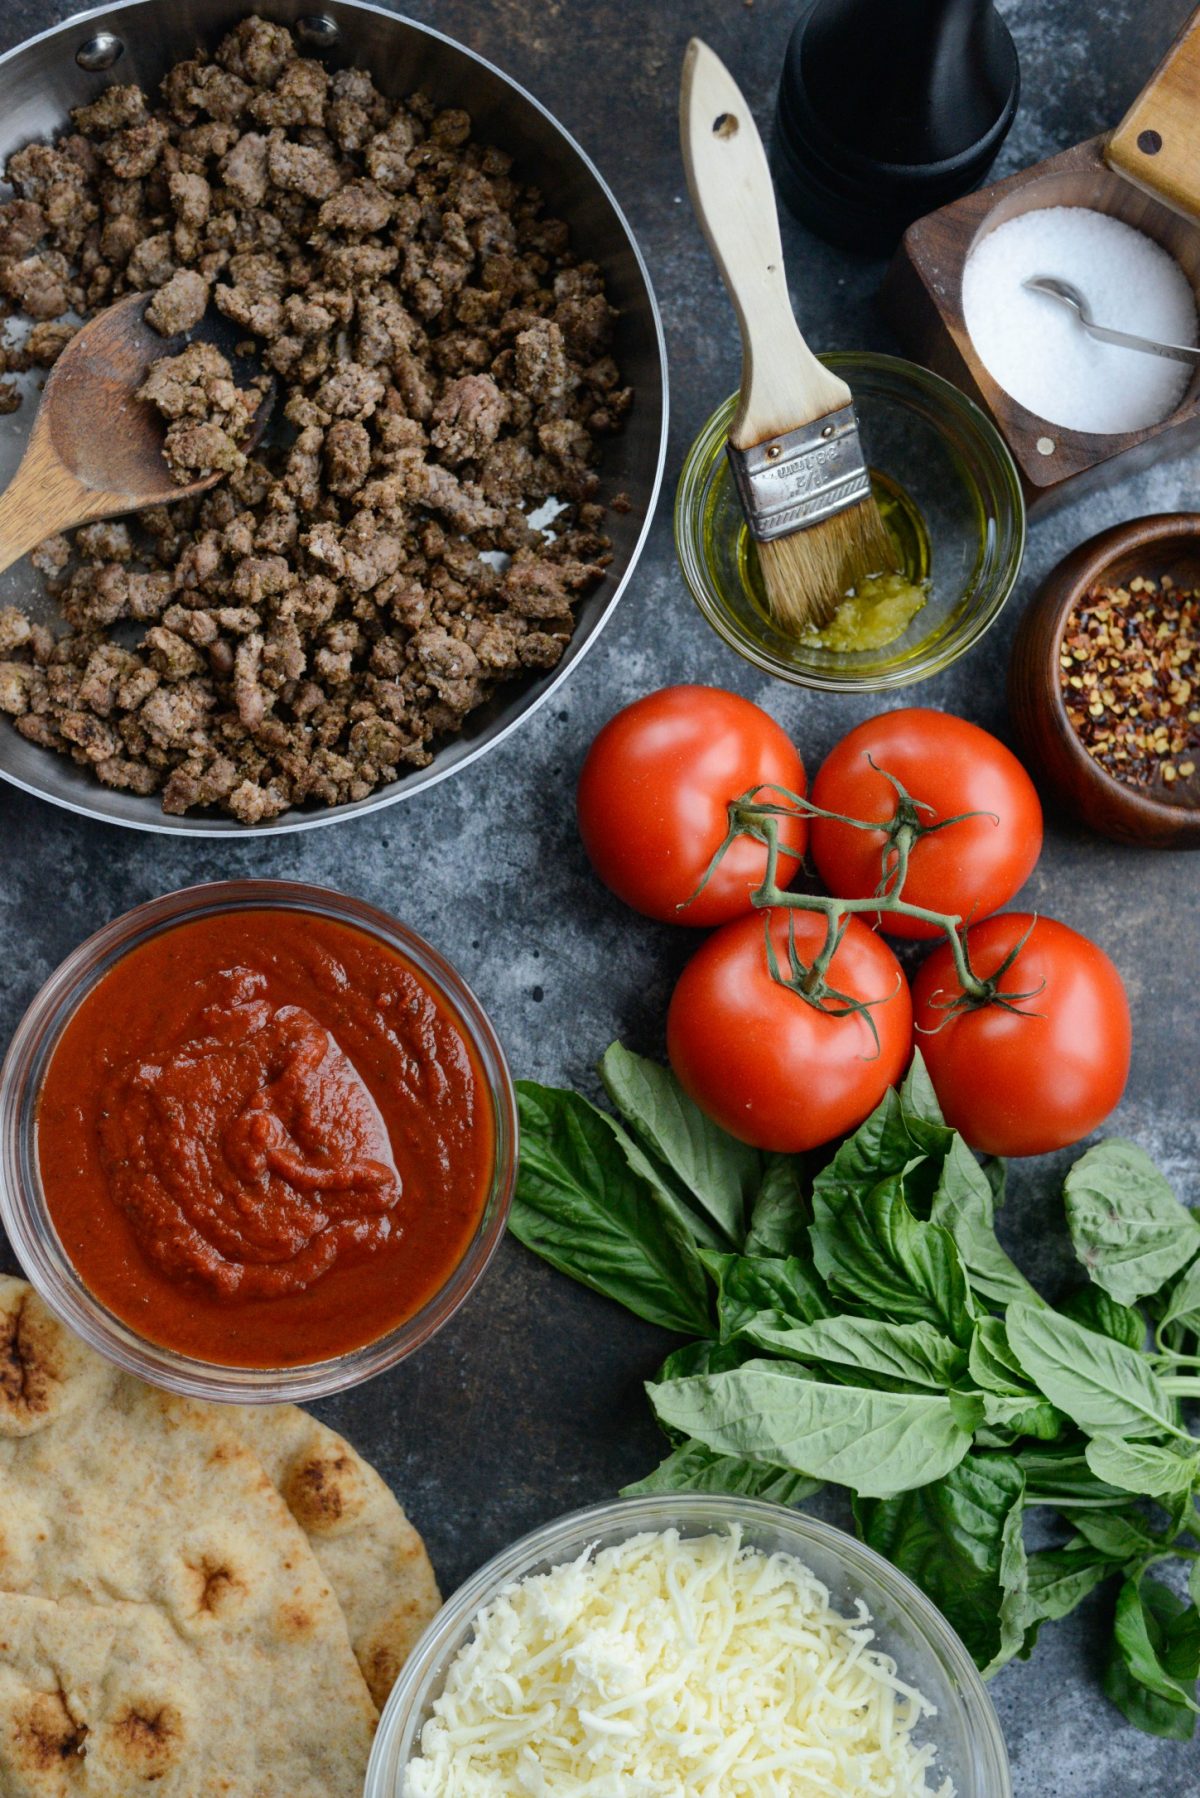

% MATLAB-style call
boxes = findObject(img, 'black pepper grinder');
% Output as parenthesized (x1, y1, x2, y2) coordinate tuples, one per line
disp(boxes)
(772, 0, 1020, 253)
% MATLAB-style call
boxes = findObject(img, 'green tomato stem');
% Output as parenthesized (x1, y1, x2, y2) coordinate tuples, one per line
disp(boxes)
(731, 801, 994, 1010)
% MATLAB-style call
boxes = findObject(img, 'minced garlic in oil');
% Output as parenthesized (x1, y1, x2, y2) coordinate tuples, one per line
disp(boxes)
(802, 568, 928, 652)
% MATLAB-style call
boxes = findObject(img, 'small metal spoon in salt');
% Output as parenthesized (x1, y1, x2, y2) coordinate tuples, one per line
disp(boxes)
(1024, 275, 1200, 367)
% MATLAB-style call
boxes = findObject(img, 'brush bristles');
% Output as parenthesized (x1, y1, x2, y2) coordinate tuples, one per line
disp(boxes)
(757, 494, 896, 635)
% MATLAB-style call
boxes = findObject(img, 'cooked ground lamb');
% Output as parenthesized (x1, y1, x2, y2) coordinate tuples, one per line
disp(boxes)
(137, 340, 270, 481)
(0, 15, 629, 822)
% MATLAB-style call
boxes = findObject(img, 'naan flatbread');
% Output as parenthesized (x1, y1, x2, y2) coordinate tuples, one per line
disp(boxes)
(233, 1403, 441, 1707)
(0, 1277, 377, 1797)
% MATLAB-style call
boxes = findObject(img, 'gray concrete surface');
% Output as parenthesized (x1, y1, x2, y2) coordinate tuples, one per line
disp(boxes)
(0, 1, 1197, 1790)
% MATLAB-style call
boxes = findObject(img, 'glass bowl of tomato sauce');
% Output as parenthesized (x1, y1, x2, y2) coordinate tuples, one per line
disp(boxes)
(0, 880, 517, 1402)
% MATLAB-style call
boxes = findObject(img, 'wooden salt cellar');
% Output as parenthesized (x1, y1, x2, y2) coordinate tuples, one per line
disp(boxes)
(882, 9, 1200, 516)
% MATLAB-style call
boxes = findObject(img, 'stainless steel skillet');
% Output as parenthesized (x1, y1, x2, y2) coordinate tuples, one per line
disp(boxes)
(0, 0, 668, 834)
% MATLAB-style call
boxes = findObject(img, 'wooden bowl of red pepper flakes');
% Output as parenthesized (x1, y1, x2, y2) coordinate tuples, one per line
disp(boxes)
(1009, 514, 1200, 849)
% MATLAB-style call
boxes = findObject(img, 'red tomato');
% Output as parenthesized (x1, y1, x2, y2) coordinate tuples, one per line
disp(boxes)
(809, 709, 1042, 939)
(667, 909, 913, 1151)
(912, 913, 1131, 1157)
(577, 686, 807, 926)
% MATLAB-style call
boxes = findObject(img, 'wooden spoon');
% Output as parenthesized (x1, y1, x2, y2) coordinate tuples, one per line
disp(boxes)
(0, 292, 275, 575)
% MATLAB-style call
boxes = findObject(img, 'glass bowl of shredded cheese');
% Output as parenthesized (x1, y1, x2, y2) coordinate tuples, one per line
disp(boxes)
(366, 1494, 1012, 1798)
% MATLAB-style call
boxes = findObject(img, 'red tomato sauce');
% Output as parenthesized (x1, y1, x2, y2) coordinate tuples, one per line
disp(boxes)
(37, 908, 495, 1367)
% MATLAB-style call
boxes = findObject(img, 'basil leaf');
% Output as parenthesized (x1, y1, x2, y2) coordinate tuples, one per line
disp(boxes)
(816, 1087, 919, 1192)
(1068, 1509, 1162, 1559)
(1065, 1140, 1200, 1307)
(975, 1393, 1066, 1446)
(854, 1454, 1027, 1673)
(929, 1135, 1040, 1312)
(649, 1365, 979, 1498)
(811, 1171, 975, 1345)
(968, 1317, 1033, 1394)
(745, 1154, 809, 1257)
(622, 1438, 820, 1505)
(900, 1048, 944, 1125)
(599, 1043, 759, 1247)
(1190, 1563, 1200, 1613)
(615, 1129, 730, 1254)
(1025, 1540, 1118, 1624)
(1017, 1444, 1126, 1508)
(1061, 1286, 1146, 1350)
(656, 1338, 755, 1382)
(1105, 1654, 1197, 1740)
(743, 1314, 968, 1389)
(1159, 1256, 1200, 1338)
(700, 1251, 829, 1341)
(1084, 1435, 1200, 1499)
(1109, 1578, 1200, 1717)
(983, 1157, 1007, 1206)
(1005, 1302, 1181, 1442)
(512, 1083, 712, 1335)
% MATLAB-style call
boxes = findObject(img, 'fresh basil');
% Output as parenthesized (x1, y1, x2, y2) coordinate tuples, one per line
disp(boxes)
(1017, 1444, 1127, 1509)
(968, 1317, 1033, 1394)
(854, 1454, 1027, 1673)
(1084, 1434, 1200, 1499)
(656, 1337, 756, 1382)
(811, 1171, 975, 1345)
(742, 1313, 968, 1389)
(649, 1364, 979, 1498)
(512, 1083, 712, 1335)
(744, 1154, 809, 1257)
(1158, 1256, 1200, 1339)
(816, 1087, 917, 1193)
(1005, 1302, 1181, 1442)
(621, 1438, 820, 1505)
(599, 1044, 758, 1247)
(975, 1393, 1066, 1446)
(701, 1251, 829, 1341)
(1108, 1577, 1200, 1725)
(1065, 1140, 1200, 1307)
(929, 1135, 1040, 1311)
(1061, 1286, 1146, 1350)
(1024, 1540, 1119, 1625)
(1068, 1509, 1162, 1559)
(900, 1049, 944, 1126)
(510, 1045, 1200, 1741)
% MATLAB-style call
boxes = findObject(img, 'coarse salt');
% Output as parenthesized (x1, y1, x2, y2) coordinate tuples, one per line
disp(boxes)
(961, 206, 1198, 434)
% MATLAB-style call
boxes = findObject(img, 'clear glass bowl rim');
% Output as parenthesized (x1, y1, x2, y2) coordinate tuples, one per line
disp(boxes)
(675, 349, 1027, 693)
(365, 1492, 1013, 1798)
(0, 878, 517, 1403)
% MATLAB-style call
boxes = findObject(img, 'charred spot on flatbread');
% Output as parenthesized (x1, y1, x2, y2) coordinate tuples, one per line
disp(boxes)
(0, 1290, 63, 1432)
(108, 1702, 186, 1779)
(0, 1278, 107, 1437)
(282, 1447, 368, 1535)
(185, 1552, 251, 1621)
(12, 1686, 88, 1771)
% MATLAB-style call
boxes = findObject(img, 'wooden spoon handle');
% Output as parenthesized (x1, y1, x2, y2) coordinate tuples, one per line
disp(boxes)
(0, 422, 101, 575)
(680, 37, 851, 451)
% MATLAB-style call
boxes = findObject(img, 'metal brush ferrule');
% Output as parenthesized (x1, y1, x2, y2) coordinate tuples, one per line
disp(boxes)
(727, 404, 872, 543)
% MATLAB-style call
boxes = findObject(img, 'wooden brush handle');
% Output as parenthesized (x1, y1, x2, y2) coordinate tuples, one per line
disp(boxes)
(680, 37, 851, 451)
(1106, 10, 1200, 223)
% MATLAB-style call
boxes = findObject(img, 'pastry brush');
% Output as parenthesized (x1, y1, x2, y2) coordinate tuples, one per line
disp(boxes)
(680, 38, 895, 633)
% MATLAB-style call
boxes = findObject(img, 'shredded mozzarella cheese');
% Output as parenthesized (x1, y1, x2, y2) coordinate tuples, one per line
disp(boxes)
(404, 1527, 954, 1797)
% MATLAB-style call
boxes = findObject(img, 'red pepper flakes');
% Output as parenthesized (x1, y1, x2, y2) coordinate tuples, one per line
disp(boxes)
(1060, 574, 1200, 791)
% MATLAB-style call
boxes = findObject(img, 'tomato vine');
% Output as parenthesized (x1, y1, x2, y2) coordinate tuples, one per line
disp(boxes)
(700, 770, 1046, 1039)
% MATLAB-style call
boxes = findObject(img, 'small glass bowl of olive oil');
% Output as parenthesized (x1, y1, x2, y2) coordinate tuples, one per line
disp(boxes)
(676, 353, 1025, 692)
